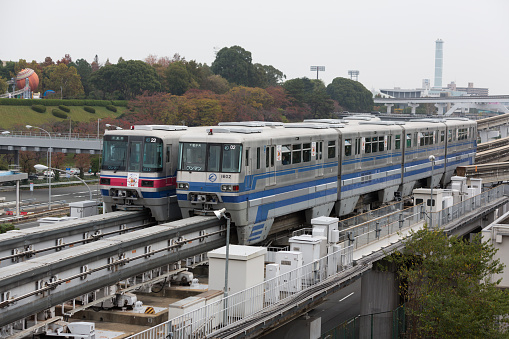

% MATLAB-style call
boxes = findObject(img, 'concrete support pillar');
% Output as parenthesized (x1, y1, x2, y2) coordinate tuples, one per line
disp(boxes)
(500, 125, 509, 139)
(435, 103, 448, 115)
(360, 262, 399, 339)
(14, 150, 19, 166)
(384, 104, 394, 114)
(408, 103, 419, 115)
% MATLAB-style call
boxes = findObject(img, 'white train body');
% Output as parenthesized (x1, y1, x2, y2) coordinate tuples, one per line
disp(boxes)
(177, 119, 477, 244)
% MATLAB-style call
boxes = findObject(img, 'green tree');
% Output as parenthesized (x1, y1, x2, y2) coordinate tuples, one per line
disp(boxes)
(0, 223, 16, 234)
(211, 46, 252, 86)
(90, 60, 160, 99)
(43, 63, 85, 98)
(0, 61, 16, 80)
(326, 77, 374, 112)
(387, 226, 509, 338)
(165, 61, 198, 95)
(200, 75, 230, 94)
(70, 59, 92, 96)
(0, 76, 7, 94)
(283, 78, 333, 119)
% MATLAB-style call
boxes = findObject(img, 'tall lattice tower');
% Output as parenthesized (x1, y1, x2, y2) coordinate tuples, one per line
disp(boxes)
(434, 39, 444, 88)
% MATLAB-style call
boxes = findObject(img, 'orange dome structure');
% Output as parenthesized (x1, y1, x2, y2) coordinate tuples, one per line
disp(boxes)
(15, 68, 39, 92)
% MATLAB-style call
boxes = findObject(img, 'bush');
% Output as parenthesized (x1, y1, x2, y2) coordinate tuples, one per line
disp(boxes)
(31, 105, 46, 113)
(111, 100, 128, 107)
(106, 105, 117, 112)
(58, 105, 70, 113)
(83, 106, 96, 113)
(52, 109, 68, 119)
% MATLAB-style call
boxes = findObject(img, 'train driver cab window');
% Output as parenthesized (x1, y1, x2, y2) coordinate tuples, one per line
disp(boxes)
(208, 145, 221, 172)
(282, 145, 291, 165)
(328, 141, 336, 158)
(303, 143, 311, 162)
(142, 137, 163, 172)
(222, 144, 242, 173)
(406, 134, 412, 148)
(292, 144, 302, 164)
(179, 143, 207, 172)
(344, 139, 352, 157)
(102, 135, 127, 171)
(128, 141, 142, 172)
(395, 135, 401, 150)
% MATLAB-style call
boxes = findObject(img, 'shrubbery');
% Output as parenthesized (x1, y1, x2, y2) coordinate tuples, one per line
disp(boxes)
(31, 105, 46, 113)
(83, 106, 96, 113)
(58, 105, 71, 113)
(0, 98, 127, 107)
(106, 105, 117, 112)
(52, 109, 68, 119)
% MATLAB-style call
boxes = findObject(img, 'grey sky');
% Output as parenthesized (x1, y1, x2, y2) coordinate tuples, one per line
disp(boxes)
(3, 0, 508, 94)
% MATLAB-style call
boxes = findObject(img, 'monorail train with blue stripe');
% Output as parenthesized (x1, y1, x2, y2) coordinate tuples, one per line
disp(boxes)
(100, 125, 194, 221)
(176, 118, 476, 245)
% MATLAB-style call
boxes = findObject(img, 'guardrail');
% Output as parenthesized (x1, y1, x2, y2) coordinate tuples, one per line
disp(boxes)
(0, 131, 100, 141)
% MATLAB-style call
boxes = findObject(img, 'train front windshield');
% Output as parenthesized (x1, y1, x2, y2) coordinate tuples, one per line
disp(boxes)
(179, 143, 242, 173)
(102, 135, 163, 172)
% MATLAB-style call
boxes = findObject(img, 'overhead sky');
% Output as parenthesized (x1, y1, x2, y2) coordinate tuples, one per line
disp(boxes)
(3, 0, 508, 94)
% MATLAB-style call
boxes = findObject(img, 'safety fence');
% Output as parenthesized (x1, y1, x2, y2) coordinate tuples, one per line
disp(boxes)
(128, 245, 354, 339)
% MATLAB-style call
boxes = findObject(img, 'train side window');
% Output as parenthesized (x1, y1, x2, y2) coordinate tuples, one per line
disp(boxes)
(448, 130, 453, 142)
(292, 144, 302, 164)
(419, 133, 425, 147)
(344, 139, 352, 157)
(266, 146, 270, 168)
(328, 141, 336, 158)
(256, 147, 260, 169)
(355, 138, 361, 155)
(271, 146, 275, 167)
(387, 136, 392, 151)
(365, 137, 372, 154)
(245, 149, 249, 167)
(303, 143, 311, 162)
(441, 130, 445, 143)
(395, 135, 401, 150)
(378, 136, 384, 152)
(406, 134, 412, 148)
(282, 145, 291, 165)
(371, 137, 378, 153)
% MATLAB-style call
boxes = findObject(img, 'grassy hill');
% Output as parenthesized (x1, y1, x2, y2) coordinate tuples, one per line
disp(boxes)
(0, 105, 126, 129)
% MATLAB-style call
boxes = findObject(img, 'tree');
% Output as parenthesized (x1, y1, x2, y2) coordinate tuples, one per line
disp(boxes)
(0, 76, 7, 94)
(19, 151, 37, 174)
(90, 60, 160, 99)
(200, 75, 230, 94)
(282, 78, 333, 120)
(69, 59, 92, 96)
(387, 226, 509, 338)
(91, 55, 100, 72)
(326, 77, 374, 112)
(43, 63, 85, 98)
(211, 46, 252, 86)
(75, 154, 90, 179)
(164, 61, 198, 95)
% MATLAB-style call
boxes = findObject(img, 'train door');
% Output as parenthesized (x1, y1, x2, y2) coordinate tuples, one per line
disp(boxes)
(245, 147, 253, 190)
(266, 143, 276, 186)
(315, 140, 324, 177)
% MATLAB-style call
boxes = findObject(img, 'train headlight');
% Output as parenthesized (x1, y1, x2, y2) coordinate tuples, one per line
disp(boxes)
(221, 185, 239, 192)
(178, 182, 189, 190)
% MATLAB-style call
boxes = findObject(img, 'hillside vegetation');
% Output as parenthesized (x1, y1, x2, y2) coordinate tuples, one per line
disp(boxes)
(0, 105, 125, 129)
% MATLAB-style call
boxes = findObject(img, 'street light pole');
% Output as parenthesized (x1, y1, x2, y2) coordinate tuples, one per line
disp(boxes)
(27, 125, 52, 210)
(429, 155, 436, 228)
(214, 208, 230, 325)
(34, 164, 92, 200)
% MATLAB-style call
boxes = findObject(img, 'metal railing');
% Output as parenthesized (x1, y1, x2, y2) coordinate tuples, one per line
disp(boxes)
(128, 245, 354, 339)
(0, 131, 101, 141)
(127, 185, 507, 339)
